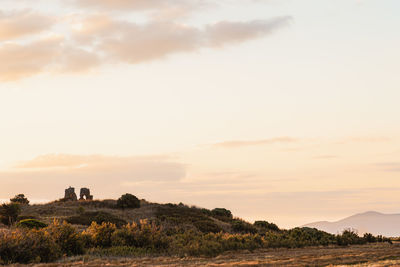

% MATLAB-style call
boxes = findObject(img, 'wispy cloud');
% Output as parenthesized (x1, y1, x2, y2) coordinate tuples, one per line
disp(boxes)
(0, 1, 292, 81)
(374, 162, 400, 172)
(0, 10, 54, 41)
(312, 155, 338, 160)
(212, 136, 297, 148)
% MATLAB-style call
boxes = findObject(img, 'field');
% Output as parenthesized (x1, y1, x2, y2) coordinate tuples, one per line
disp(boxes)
(10, 243, 400, 267)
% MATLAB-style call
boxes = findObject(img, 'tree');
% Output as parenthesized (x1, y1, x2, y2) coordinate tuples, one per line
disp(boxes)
(254, 220, 280, 232)
(10, 194, 30, 205)
(117, 193, 140, 209)
(0, 202, 21, 225)
(211, 208, 232, 218)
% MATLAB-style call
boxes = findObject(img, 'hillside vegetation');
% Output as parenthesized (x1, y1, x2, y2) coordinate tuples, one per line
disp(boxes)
(0, 194, 393, 264)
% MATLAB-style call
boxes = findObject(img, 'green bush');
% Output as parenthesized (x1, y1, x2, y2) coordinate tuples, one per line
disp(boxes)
(10, 194, 29, 205)
(254, 220, 280, 232)
(211, 208, 232, 219)
(0, 202, 21, 226)
(336, 229, 365, 246)
(231, 219, 257, 234)
(17, 219, 47, 229)
(117, 194, 140, 209)
(156, 204, 222, 234)
(66, 211, 127, 227)
(17, 215, 38, 221)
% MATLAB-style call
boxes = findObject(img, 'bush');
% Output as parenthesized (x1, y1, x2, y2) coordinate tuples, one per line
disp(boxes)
(336, 229, 365, 246)
(156, 204, 222, 234)
(10, 194, 29, 205)
(0, 202, 21, 226)
(211, 208, 232, 219)
(84, 222, 117, 248)
(17, 215, 38, 221)
(254, 220, 280, 232)
(231, 219, 257, 234)
(111, 220, 169, 249)
(117, 194, 140, 209)
(0, 228, 62, 264)
(17, 219, 47, 229)
(66, 211, 127, 227)
(45, 220, 85, 256)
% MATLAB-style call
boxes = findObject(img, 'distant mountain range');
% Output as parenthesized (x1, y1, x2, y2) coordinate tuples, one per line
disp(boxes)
(302, 211, 400, 237)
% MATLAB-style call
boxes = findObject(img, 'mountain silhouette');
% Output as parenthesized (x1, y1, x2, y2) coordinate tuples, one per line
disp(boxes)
(302, 211, 400, 237)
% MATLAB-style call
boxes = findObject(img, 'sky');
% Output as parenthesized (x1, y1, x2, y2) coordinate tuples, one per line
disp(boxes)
(0, 0, 399, 228)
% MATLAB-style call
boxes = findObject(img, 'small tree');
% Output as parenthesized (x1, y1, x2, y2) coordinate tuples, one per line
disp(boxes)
(10, 194, 30, 205)
(0, 202, 21, 225)
(254, 220, 280, 232)
(117, 193, 140, 209)
(211, 208, 232, 218)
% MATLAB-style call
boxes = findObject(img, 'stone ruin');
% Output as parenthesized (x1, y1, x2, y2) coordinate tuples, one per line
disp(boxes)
(64, 186, 77, 201)
(64, 186, 93, 201)
(79, 187, 93, 200)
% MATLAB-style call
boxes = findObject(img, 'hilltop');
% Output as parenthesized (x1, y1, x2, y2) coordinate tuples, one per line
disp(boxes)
(11, 197, 277, 235)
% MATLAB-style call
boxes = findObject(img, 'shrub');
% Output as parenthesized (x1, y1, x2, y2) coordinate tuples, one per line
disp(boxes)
(0, 202, 21, 226)
(231, 219, 257, 234)
(111, 220, 169, 250)
(193, 219, 222, 233)
(66, 211, 127, 227)
(156, 204, 222, 234)
(117, 194, 140, 209)
(254, 220, 280, 232)
(17, 219, 47, 229)
(10, 194, 29, 205)
(0, 228, 62, 264)
(211, 208, 232, 219)
(45, 220, 85, 256)
(336, 229, 365, 246)
(84, 222, 117, 248)
(17, 215, 38, 221)
(363, 233, 376, 243)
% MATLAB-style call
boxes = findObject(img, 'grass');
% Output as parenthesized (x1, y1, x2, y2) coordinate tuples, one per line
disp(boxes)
(18, 243, 400, 266)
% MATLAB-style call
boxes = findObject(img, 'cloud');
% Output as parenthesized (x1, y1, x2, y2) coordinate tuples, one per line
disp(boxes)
(212, 136, 297, 148)
(71, 0, 207, 14)
(312, 155, 338, 160)
(0, 38, 60, 81)
(336, 136, 393, 145)
(206, 17, 291, 47)
(374, 162, 400, 172)
(72, 15, 291, 64)
(0, 37, 99, 81)
(0, 0, 291, 81)
(0, 13, 290, 81)
(0, 10, 54, 41)
(15, 154, 186, 180)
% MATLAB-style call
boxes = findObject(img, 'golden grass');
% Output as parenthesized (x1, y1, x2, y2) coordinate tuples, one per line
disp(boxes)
(6, 243, 400, 267)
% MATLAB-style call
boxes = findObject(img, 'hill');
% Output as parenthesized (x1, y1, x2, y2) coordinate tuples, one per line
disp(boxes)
(0, 196, 393, 264)
(302, 211, 400, 237)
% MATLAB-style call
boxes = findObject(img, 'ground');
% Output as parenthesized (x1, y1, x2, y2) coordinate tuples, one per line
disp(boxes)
(6, 243, 400, 267)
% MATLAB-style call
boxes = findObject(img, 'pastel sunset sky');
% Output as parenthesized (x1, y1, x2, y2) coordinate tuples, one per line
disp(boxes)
(0, 0, 399, 228)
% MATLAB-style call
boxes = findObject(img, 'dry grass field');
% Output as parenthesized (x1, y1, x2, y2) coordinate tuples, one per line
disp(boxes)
(6, 243, 400, 267)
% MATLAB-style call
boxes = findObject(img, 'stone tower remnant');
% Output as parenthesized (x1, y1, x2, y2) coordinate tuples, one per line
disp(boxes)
(64, 186, 93, 201)
(79, 187, 93, 200)
(64, 186, 78, 201)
